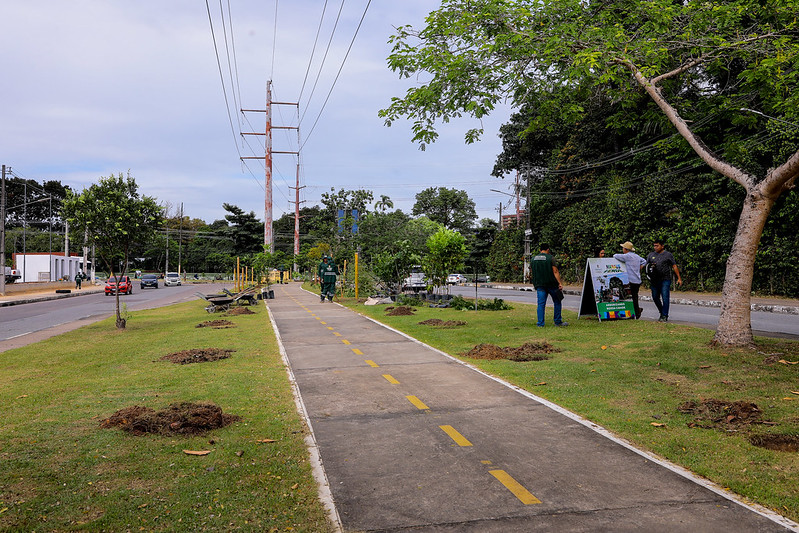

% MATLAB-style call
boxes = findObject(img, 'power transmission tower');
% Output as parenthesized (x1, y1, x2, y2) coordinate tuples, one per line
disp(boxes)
(241, 80, 298, 253)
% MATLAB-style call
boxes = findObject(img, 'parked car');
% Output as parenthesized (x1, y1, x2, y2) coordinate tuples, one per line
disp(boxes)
(402, 266, 427, 292)
(446, 273, 467, 285)
(105, 276, 132, 295)
(4, 266, 21, 284)
(164, 272, 181, 286)
(140, 273, 159, 289)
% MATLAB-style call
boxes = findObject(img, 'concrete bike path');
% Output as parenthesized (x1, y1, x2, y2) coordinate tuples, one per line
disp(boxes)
(266, 283, 796, 532)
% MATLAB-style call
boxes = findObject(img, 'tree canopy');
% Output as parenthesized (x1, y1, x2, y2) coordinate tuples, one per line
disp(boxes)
(412, 187, 477, 233)
(62, 173, 162, 328)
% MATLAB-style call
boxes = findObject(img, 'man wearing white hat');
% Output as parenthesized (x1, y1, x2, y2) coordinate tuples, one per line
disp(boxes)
(614, 241, 647, 319)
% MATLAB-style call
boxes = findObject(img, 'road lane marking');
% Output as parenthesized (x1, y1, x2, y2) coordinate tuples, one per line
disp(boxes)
(341, 339, 351, 345)
(320, 321, 327, 325)
(327, 327, 334, 330)
(333, 332, 342, 337)
(352, 348, 364, 355)
(406, 395, 429, 410)
(489, 470, 541, 504)
(439, 425, 472, 447)
(382, 374, 400, 385)
(365, 360, 379, 367)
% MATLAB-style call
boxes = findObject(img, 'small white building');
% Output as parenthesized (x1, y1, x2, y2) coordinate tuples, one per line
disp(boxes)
(12, 253, 89, 282)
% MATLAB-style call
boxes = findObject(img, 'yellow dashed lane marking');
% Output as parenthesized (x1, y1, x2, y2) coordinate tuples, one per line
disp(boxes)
(320, 321, 327, 325)
(365, 360, 379, 367)
(333, 332, 342, 337)
(382, 374, 400, 385)
(352, 348, 364, 355)
(489, 470, 541, 505)
(327, 327, 334, 330)
(439, 425, 472, 447)
(406, 395, 429, 410)
(341, 339, 351, 345)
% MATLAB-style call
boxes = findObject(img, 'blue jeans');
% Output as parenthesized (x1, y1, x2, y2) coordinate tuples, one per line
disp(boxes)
(650, 280, 672, 318)
(536, 287, 563, 327)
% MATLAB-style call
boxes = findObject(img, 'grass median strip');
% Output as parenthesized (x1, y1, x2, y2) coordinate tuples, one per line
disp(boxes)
(0, 301, 333, 532)
(346, 297, 799, 522)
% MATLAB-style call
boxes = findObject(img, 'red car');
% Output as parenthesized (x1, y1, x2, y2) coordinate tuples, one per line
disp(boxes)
(105, 276, 133, 295)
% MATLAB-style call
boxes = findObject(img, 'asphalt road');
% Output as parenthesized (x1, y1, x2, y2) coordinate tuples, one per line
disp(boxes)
(450, 285, 799, 339)
(0, 283, 214, 348)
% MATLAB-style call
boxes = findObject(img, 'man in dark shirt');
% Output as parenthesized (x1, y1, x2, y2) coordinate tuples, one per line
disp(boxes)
(531, 244, 567, 327)
(645, 240, 683, 322)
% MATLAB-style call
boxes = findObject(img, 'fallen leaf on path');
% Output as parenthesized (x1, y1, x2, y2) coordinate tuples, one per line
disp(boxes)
(183, 450, 212, 456)
(699, 365, 711, 369)
(778, 360, 798, 365)
(791, 391, 799, 395)
(257, 439, 277, 444)
(601, 345, 608, 350)
(16, 395, 28, 399)
(650, 422, 666, 427)
(782, 397, 795, 401)
(535, 382, 547, 386)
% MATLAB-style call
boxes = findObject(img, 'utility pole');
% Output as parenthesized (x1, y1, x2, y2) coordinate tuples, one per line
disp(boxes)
(242, 80, 299, 253)
(289, 124, 305, 273)
(1, 165, 6, 295)
(524, 169, 532, 284)
(178, 202, 183, 277)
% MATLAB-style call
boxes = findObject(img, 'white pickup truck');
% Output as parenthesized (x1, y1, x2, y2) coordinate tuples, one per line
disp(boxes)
(4, 266, 21, 284)
(402, 266, 427, 292)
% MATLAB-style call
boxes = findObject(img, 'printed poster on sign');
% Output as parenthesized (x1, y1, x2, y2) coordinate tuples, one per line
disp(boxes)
(577, 258, 636, 321)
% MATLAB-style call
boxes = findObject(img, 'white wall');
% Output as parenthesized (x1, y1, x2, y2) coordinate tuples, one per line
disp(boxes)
(14, 254, 87, 282)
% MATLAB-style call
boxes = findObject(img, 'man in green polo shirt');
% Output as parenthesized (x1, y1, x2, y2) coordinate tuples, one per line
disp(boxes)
(531, 244, 568, 327)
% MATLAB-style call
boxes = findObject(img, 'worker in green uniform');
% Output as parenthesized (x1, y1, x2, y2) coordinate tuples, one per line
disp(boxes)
(317, 255, 338, 302)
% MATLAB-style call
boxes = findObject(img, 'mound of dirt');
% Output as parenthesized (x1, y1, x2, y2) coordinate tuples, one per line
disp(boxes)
(196, 320, 236, 329)
(160, 348, 235, 364)
(418, 319, 467, 328)
(386, 306, 415, 316)
(749, 434, 799, 452)
(225, 307, 256, 316)
(463, 342, 558, 362)
(678, 399, 768, 429)
(100, 402, 240, 436)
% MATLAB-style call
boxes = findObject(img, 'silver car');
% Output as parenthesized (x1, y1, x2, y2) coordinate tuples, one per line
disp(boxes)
(164, 272, 181, 286)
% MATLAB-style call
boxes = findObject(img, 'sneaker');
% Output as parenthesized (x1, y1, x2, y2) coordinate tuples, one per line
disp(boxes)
(555, 321, 569, 327)
(658, 315, 668, 322)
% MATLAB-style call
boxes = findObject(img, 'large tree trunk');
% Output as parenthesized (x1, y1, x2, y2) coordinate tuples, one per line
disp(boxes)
(713, 189, 775, 346)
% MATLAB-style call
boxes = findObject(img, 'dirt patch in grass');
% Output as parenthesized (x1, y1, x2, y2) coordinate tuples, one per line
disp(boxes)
(749, 434, 799, 452)
(385, 306, 415, 316)
(196, 319, 236, 329)
(225, 307, 256, 316)
(100, 402, 241, 436)
(160, 348, 235, 364)
(678, 398, 772, 430)
(418, 318, 467, 328)
(463, 342, 558, 362)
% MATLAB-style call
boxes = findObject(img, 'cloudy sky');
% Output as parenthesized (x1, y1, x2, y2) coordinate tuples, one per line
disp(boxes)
(1, 1, 516, 228)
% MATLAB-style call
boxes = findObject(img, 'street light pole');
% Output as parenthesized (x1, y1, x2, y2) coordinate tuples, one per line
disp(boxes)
(1, 165, 6, 295)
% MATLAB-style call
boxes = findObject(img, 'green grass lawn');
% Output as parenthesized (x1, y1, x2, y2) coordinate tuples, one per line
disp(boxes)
(345, 296, 799, 522)
(0, 302, 333, 532)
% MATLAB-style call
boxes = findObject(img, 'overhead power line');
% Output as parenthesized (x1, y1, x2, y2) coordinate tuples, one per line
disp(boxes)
(301, 0, 373, 149)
